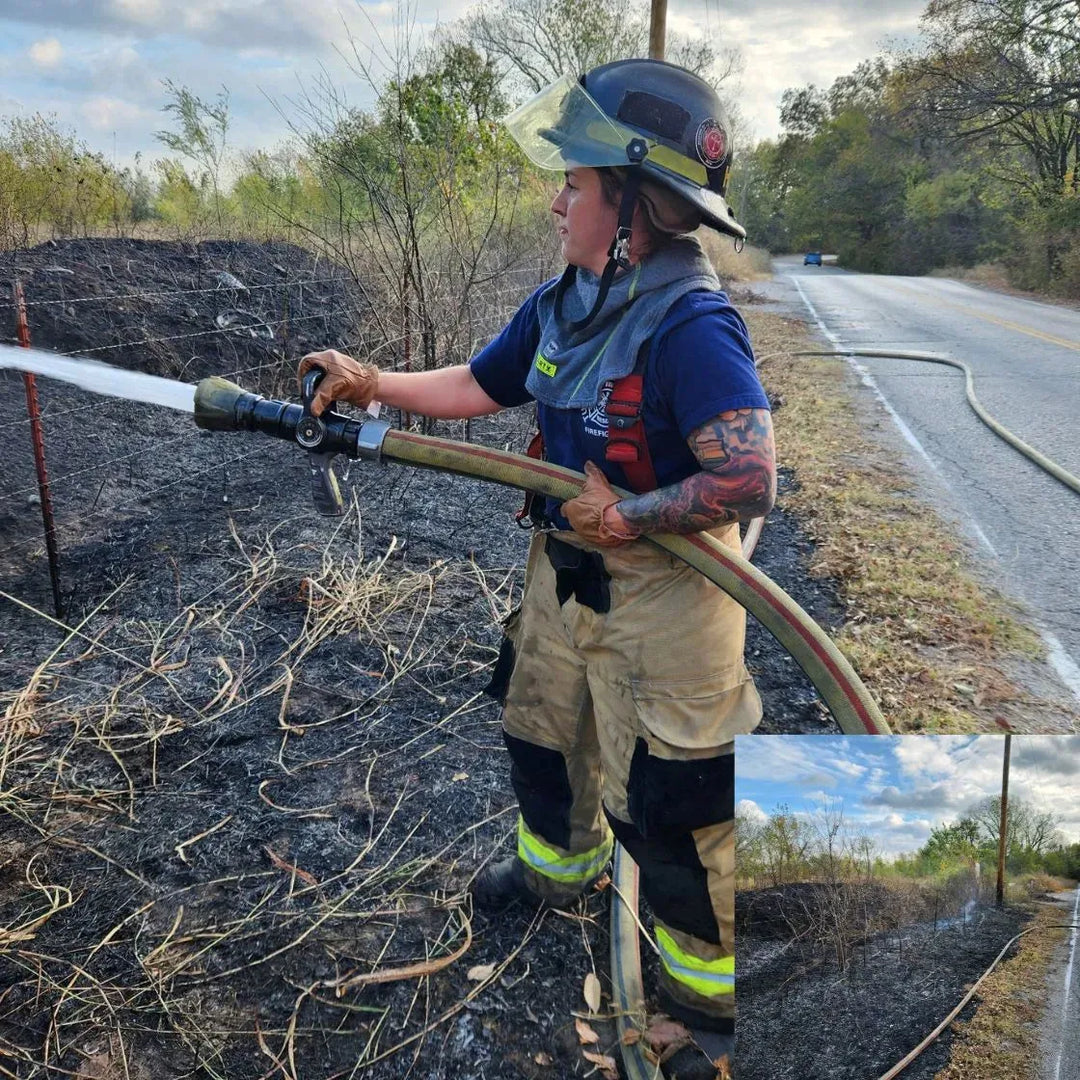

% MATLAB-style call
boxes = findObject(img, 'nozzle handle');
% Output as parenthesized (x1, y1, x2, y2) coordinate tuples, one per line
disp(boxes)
(308, 451, 345, 517)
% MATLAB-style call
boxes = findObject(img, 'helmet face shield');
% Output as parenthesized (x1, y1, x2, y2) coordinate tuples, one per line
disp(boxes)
(504, 75, 643, 170)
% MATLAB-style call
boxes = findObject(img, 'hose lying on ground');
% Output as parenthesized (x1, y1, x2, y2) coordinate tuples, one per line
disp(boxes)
(877, 920, 1080, 1080)
(802, 348, 1080, 497)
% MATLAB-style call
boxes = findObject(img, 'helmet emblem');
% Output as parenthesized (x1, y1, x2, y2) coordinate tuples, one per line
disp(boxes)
(695, 119, 727, 168)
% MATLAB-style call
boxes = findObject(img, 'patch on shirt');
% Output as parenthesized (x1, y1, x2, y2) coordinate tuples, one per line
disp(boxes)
(534, 352, 557, 378)
(582, 381, 614, 439)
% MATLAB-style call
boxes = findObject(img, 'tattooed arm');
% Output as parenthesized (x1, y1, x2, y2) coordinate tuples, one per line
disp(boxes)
(609, 408, 776, 536)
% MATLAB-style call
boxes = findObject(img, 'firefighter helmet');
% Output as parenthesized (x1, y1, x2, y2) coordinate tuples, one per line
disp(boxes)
(504, 58, 744, 240)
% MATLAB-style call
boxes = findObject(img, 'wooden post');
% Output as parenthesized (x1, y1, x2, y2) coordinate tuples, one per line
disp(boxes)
(649, 0, 667, 59)
(996, 734, 1011, 907)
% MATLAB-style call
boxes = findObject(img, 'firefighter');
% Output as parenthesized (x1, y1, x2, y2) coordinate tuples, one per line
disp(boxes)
(299, 59, 775, 1059)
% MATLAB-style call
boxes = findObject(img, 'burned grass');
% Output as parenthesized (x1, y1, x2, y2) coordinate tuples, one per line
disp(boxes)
(0, 511, 620, 1079)
(736, 880, 1032, 1080)
(742, 306, 1077, 732)
(932, 898, 1067, 1080)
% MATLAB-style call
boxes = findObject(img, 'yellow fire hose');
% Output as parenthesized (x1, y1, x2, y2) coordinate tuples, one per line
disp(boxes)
(195, 375, 889, 1080)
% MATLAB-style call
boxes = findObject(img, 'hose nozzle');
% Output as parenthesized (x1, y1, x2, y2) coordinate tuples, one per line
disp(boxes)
(194, 376, 255, 431)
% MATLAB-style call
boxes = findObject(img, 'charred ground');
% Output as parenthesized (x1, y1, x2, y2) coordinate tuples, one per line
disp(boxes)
(736, 881, 1031, 1080)
(2, 238, 835, 1079)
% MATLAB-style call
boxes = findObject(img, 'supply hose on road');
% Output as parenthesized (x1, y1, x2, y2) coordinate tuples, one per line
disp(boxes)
(803, 348, 1080, 497)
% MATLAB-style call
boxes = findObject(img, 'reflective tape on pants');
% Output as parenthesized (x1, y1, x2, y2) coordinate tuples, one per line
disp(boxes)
(517, 816, 612, 885)
(656, 926, 735, 998)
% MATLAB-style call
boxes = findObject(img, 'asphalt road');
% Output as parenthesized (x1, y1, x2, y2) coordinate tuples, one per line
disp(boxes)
(1040, 887, 1080, 1080)
(762, 257, 1080, 713)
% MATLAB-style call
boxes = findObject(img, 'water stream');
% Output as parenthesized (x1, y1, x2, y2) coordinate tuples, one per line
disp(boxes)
(0, 344, 195, 414)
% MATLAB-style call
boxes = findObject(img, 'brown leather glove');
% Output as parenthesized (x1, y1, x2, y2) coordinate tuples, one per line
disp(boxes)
(561, 461, 641, 547)
(298, 350, 379, 416)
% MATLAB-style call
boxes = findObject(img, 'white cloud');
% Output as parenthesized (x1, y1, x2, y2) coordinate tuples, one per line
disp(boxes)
(79, 95, 153, 131)
(737, 798, 768, 824)
(29, 37, 63, 68)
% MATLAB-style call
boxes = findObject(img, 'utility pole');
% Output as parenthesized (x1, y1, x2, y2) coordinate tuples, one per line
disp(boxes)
(649, 0, 667, 59)
(996, 734, 1011, 907)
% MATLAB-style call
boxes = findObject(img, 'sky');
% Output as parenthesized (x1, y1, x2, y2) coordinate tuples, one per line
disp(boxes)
(0, 0, 928, 170)
(736, 736, 1080, 857)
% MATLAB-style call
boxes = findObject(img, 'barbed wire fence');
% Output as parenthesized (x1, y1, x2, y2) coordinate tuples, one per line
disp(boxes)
(0, 239, 551, 612)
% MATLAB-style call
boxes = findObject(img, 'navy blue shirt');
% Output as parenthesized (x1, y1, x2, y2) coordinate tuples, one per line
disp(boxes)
(469, 282, 770, 529)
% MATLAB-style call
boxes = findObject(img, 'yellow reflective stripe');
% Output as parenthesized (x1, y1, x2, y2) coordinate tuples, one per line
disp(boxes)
(517, 817, 612, 883)
(583, 120, 708, 185)
(656, 926, 735, 998)
(646, 143, 708, 185)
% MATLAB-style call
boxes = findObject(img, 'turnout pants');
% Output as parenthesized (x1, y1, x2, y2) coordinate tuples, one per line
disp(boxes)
(496, 527, 762, 1023)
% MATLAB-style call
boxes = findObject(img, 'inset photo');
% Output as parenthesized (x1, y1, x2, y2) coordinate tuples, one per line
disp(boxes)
(735, 735, 1080, 1080)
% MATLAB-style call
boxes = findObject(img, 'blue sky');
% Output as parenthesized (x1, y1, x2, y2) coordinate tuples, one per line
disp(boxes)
(0, 0, 927, 168)
(736, 736, 1080, 856)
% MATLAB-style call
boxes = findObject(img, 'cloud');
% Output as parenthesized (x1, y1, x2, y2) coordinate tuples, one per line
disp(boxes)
(737, 799, 768, 824)
(79, 95, 154, 131)
(865, 782, 964, 812)
(28, 37, 63, 68)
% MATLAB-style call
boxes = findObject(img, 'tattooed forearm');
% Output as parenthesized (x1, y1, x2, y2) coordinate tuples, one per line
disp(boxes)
(616, 408, 776, 535)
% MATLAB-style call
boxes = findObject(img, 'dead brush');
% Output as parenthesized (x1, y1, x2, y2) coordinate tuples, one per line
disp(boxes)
(0, 508, 529, 1076)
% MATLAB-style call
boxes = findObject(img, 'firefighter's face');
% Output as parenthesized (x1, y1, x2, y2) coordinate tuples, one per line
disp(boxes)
(550, 168, 619, 276)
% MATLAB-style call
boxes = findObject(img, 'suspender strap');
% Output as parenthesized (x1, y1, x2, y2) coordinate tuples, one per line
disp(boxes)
(604, 348, 657, 494)
(515, 429, 546, 527)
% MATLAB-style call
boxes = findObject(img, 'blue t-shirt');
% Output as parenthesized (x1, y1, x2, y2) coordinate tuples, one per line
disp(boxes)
(469, 282, 770, 529)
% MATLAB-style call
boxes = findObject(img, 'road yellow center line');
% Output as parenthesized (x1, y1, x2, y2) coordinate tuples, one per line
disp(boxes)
(890, 280, 1080, 353)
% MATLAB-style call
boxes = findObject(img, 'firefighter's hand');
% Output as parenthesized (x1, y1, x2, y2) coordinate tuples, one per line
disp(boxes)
(561, 462, 641, 547)
(298, 350, 379, 416)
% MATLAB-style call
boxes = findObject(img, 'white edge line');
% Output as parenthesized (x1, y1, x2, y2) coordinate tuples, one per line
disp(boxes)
(1052, 885, 1080, 1080)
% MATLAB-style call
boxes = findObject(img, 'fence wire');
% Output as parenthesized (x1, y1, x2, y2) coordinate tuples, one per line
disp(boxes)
(1, 250, 545, 599)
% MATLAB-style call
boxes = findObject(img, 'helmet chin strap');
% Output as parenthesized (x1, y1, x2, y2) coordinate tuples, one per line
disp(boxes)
(555, 141, 648, 334)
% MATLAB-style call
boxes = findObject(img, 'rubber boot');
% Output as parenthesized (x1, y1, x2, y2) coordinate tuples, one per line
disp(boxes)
(657, 978, 734, 1079)
(472, 856, 542, 910)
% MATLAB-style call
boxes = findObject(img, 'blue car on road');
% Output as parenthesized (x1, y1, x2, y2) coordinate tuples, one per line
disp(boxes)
(804, 251, 823, 266)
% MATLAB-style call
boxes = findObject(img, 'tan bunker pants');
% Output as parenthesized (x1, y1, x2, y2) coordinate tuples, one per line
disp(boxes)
(496, 526, 762, 1023)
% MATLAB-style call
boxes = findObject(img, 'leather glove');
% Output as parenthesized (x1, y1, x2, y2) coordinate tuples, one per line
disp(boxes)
(298, 350, 379, 417)
(561, 461, 641, 547)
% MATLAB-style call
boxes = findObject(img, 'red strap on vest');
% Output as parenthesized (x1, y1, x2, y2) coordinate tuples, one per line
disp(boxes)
(515, 430, 546, 526)
(604, 373, 657, 494)
(516, 371, 658, 527)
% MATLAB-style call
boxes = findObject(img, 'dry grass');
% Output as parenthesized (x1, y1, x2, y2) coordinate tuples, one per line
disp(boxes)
(932, 900, 1067, 1080)
(0, 512, 534, 1076)
(742, 307, 1074, 732)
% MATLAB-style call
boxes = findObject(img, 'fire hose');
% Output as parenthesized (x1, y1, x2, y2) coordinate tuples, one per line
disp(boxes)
(803, 348, 1080, 497)
(194, 372, 888, 1080)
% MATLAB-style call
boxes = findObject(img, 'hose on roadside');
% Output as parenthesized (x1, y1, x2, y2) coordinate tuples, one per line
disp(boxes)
(801, 348, 1080, 497)
(877, 920, 1080, 1080)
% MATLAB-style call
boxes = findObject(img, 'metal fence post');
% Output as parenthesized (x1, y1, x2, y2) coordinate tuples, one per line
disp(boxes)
(14, 280, 64, 617)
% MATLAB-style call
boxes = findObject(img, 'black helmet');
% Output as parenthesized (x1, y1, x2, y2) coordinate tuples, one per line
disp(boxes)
(504, 58, 744, 240)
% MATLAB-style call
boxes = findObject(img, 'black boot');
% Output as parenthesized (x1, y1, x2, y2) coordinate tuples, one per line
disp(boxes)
(472, 856, 541, 910)
(656, 984, 734, 1079)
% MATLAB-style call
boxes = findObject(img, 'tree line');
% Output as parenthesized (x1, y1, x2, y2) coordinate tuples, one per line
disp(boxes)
(737, 795, 1080, 891)
(733, 0, 1080, 295)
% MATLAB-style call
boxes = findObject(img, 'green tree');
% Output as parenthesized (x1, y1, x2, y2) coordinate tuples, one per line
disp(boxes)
(155, 81, 231, 229)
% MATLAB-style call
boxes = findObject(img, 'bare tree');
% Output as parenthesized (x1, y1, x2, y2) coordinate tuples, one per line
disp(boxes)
(463, 0, 741, 96)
